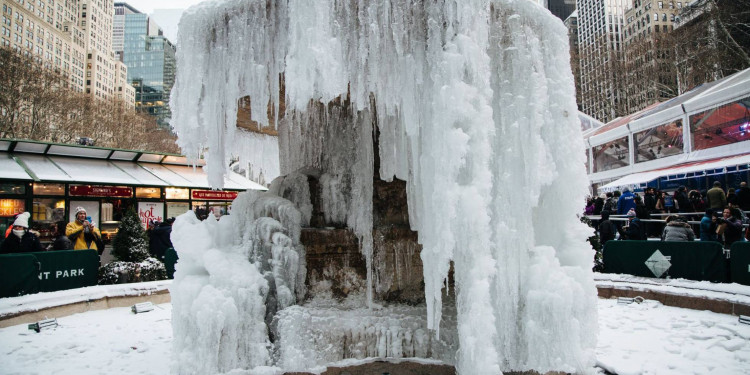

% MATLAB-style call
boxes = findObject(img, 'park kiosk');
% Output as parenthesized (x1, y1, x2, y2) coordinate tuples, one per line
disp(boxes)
(0, 139, 266, 246)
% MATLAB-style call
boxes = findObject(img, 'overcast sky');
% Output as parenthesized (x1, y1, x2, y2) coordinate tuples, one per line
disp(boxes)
(120, 0, 208, 43)
(121, 0, 206, 14)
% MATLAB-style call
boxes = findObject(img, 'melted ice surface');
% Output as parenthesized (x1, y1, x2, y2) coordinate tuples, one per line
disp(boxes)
(170, 0, 597, 374)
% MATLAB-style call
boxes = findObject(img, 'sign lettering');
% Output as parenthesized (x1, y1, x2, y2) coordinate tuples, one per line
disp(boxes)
(191, 190, 238, 201)
(70, 185, 132, 197)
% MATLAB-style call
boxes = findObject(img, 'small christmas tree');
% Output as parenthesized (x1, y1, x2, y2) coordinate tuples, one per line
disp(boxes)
(111, 209, 150, 262)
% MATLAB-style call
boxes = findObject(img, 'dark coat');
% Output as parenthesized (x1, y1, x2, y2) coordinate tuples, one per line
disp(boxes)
(149, 222, 173, 261)
(598, 219, 617, 246)
(736, 186, 750, 211)
(620, 218, 645, 240)
(700, 215, 717, 241)
(0, 231, 45, 254)
(706, 187, 726, 210)
(644, 192, 657, 212)
(721, 216, 744, 248)
(674, 190, 692, 213)
(50, 235, 73, 250)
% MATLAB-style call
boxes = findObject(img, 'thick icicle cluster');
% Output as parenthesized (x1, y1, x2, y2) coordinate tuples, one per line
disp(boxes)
(171, 0, 597, 374)
(170, 191, 305, 374)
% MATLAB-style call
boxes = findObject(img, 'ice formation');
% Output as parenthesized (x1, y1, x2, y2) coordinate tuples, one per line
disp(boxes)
(170, 0, 598, 374)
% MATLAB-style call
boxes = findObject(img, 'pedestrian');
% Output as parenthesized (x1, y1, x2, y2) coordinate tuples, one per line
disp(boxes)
(699, 209, 718, 242)
(148, 218, 174, 262)
(689, 190, 705, 213)
(602, 192, 616, 212)
(594, 193, 606, 215)
(0, 212, 45, 254)
(706, 181, 727, 211)
(66, 207, 104, 252)
(663, 191, 675, 213)
(48, 221, 73, 250)
(661, 215, 695, 241)
(726, 188, 737, 206)
(716, 207, 743, 248)
(736, 181, 750, 211)
(598, 210, 617, 247)
(617, 188, 636, 215)
(619, 209, 645, 240)
(644, 187, 657, 213)
(674, 186, 692, 213)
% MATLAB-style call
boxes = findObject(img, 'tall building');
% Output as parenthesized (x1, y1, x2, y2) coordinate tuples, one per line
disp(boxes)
(564, 10, 582, 110)
(79, 0, 122, 100)
(547, 0, 576, 21)
(114, 2, 176, 127)
(114, 59, 135, 106)
(622, 0, 682, 113)
(576, 0, 629, 123)
(1, 0, 86, 92)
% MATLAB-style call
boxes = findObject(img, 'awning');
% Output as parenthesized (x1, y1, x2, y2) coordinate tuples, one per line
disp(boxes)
(599, 153, 750, 192)
(1, 153, 267, 191)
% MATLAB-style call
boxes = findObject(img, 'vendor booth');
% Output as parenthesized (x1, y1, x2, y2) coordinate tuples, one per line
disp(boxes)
(0, 140, 266, 246)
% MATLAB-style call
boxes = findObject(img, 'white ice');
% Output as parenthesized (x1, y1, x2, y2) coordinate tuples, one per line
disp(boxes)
(170, 0, 596, 374)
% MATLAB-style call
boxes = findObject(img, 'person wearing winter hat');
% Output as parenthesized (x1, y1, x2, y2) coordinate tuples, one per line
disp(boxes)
(0, 212, 45, 254)
(618, 208, 645, 240)
(66, 207, 103, 251)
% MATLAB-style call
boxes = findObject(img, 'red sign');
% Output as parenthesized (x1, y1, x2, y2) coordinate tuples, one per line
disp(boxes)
(191, 190, 238, 201)
(0, 199, 25, 217)
(69, 185, 133, 197)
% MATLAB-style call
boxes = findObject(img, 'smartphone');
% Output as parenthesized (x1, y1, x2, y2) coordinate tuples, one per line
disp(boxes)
(86, 216, 92, 223)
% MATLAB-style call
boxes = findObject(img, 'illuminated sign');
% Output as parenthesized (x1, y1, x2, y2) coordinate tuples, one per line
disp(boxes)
(191, 190, 238, 201)
(69, 185, 133, 198)
(0, 199, 25, 217)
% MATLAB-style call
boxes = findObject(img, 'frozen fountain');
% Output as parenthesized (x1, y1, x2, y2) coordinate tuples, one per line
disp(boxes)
(169, 1, 598, 374)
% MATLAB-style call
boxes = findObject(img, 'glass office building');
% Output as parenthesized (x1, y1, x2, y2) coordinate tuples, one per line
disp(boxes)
(119, 9, 176, 128)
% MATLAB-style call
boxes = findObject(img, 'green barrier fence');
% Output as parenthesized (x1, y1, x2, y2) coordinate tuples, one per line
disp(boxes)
(165, 248, 178, 279)
(603, 240, 728, 282)
(0, 250, 99, 297)
(0, 254, 41, 298)
(730, 242, 750, 286)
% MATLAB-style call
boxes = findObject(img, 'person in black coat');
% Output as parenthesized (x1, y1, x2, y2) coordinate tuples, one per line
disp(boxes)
(0, 212, 45, 254)
(598, 210, 617, 247)
(49, 221, 73, 250)
(148, 218, 175, 261)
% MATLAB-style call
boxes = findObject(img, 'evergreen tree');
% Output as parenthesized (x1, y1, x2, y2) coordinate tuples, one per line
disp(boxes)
(111, 209, 150, 262)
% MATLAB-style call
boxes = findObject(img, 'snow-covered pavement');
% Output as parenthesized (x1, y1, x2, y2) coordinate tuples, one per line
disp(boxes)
(1, 297, 749, 374)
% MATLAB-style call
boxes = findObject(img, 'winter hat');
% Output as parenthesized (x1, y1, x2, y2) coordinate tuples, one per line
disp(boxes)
(626, 209, 636, 218)
(13, 212, 31, 228)
(75, 206, 87, 215)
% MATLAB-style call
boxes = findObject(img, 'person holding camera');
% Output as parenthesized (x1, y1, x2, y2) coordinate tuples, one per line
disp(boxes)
(716, 207, 743, 248)
(66, 207, 103, 252)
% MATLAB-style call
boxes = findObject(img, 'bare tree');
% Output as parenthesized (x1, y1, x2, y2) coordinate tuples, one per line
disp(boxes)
(0, 47, 179, 153)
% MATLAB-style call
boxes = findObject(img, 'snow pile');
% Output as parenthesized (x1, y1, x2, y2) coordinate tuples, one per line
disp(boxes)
(169, 191, 305, 374)
(171, 0, 596, 374)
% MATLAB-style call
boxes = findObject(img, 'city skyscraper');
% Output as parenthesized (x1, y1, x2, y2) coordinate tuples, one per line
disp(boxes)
(1, 0, 87, 92)
(576, 0, 629, 123)
(114, 2, 175, 127)
(547, 0, 576, 21)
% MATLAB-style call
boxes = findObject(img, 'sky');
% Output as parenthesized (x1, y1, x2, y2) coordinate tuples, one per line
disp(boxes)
(120, 0, 208, 42)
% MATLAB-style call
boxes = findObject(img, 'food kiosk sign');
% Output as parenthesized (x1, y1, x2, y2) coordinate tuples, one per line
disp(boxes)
(0, 199, 25, 217)
(69, 185, 133, 198)
(191, 190, 238, 201)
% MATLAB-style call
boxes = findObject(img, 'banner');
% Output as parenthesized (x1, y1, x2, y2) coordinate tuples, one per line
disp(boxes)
(730, 242, 750, 286)
(33, 250, 100, 292)
(69, 185, 132, 197)
(0, 253, 40, 298)
(138, 202, 164, 229)
(603, 241, 727, 282)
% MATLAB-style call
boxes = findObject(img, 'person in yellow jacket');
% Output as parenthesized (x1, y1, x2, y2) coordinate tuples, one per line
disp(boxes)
(66, 207, 103, 252)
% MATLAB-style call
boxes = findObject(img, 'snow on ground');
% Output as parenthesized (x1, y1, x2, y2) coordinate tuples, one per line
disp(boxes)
(1, 295, 749, 374)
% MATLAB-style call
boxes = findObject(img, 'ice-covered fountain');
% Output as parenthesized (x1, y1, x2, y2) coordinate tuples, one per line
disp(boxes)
(169, 1, 598, 374)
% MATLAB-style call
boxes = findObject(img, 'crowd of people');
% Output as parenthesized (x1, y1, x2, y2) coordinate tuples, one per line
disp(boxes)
(587, 181, 750, 249)
(0, 206, 174, 260)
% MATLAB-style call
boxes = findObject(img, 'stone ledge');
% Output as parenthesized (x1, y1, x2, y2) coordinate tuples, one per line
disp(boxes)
(597, 284, 750, 316)
(0, 289, 171, 328)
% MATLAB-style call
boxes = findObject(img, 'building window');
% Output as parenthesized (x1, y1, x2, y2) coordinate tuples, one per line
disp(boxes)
(634, 120, 684, 163)
(690, 96, 750, 151)
(593, 136, 630, 173)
